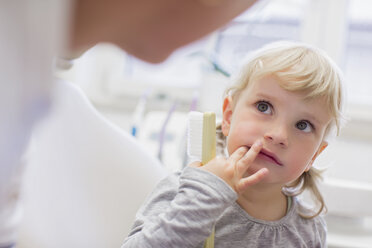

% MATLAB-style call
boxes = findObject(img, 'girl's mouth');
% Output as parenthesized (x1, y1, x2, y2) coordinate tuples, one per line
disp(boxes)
(257, 148, 283, 166)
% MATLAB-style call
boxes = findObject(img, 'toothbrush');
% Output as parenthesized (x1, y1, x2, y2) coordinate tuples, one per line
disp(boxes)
(187, 111, 216, 248)
(187, 111, 216, 164)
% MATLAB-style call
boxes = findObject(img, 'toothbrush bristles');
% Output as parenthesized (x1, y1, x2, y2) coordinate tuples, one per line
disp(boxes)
(187, 111, 203, 161)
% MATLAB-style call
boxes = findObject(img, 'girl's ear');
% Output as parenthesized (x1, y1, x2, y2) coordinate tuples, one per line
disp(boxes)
(305, 141, 328, 172)
(222, 96, 233, 137)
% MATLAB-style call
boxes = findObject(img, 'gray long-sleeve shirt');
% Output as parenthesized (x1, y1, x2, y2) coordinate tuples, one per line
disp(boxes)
(122, 167, 326, 248)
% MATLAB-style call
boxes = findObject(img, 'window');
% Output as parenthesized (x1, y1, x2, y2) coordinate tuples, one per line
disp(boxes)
(345, 0, 372, 106)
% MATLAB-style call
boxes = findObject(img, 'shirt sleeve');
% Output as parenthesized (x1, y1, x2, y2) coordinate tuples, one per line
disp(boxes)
(122, 166, 237, 248)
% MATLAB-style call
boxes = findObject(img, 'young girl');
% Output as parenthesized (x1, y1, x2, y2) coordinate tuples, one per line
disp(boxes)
(122, 41, 344, 248)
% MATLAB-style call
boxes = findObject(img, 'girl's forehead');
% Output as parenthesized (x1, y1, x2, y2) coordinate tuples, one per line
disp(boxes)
(242, 76, 313, 101)
(242, 76, 295, 97)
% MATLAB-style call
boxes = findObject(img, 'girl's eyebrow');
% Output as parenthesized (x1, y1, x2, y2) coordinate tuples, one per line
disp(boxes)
(255, 92, 279, 102)
(302, 112, 321, 125)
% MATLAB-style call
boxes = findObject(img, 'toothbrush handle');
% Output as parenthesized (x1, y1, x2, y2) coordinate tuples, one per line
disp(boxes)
(201, 112, 216, 248)
(202, 112, 216, 164)
(203, 227, 215, 248)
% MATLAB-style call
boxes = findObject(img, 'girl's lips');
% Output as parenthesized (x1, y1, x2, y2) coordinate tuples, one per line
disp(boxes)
(257, 148, 283, 166)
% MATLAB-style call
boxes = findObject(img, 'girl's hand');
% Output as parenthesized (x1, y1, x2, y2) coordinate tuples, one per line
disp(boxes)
(189, 140, 268, 194)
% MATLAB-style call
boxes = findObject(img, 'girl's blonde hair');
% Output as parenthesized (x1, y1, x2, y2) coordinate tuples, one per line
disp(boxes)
(217, 41, 344, 219)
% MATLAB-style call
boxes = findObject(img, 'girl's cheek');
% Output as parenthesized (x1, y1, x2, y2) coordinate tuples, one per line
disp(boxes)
(226, 120, 261, 154)
(226, 131, 251, 155)
(236, 121, 261, 138)
(226, 136, 241, 156)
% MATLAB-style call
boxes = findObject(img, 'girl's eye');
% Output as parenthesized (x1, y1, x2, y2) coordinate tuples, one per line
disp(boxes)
(256, 101, 272, 114)
(296, 121, 313, 133)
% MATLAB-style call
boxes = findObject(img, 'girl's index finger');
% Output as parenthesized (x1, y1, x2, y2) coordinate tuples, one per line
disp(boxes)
(228, 146, 249, 164)
(237, 140, 263, 176)
(249, 140, 263, 156)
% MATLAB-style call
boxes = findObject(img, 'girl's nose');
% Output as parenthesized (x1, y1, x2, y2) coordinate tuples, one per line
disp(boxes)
(263, 124, 289, 148)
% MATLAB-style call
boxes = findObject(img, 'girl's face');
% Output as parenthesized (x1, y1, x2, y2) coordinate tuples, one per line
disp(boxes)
(222, 76, 331, 186)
